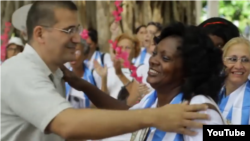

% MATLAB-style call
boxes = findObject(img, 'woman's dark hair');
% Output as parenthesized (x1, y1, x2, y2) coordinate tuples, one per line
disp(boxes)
(87, 28, 100, 51)
(147, 22, 162, 32)
(117, 86, 129, 103)
(135, 25, 146, 34)
(198, 17, 240, 44)
(155, 22, 225, 103)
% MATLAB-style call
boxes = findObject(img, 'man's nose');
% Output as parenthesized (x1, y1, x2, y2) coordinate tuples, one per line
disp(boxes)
(72, 34, 81, 43)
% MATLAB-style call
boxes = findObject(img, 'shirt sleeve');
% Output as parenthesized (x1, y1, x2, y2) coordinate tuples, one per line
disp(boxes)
(3, 69, 72, 133)
(183, 95, 224, 141)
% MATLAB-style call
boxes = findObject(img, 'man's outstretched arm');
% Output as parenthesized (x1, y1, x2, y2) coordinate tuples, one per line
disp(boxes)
(61, 65, 129, 110)
(48, 102, 209, 140)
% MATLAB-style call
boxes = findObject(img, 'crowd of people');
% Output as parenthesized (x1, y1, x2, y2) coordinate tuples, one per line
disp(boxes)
(1, 1, 250, 141)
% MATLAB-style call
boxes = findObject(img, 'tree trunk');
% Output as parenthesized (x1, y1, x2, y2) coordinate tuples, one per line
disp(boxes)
(1, 1, 197, 53)
(96, 1, 111, 52)
(121, 1, 134, 36)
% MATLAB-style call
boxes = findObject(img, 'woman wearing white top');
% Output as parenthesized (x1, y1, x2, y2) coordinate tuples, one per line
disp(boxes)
(218, 37, 250, 124)
(66, 38, 101, 109)
(84, 28, 113, 70)
(94, 34, 141, 103)
(101, 22, 226, 141)
(133, 22, 162, 67)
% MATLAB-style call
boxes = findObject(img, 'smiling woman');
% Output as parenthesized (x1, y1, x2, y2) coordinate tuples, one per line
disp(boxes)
(101, 22, 227, 141)
(218, 37, 250, 125)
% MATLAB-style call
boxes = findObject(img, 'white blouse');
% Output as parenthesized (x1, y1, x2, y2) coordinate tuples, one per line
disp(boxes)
(133, 47, 151, 67)
(86, 51, 113, 70)
(94, 67, 133, 99)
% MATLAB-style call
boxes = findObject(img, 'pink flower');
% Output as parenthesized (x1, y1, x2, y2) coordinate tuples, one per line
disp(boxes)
(109, 40, 118, 49)
(131, 71, 137, 78)
(120, 51, 129, 60)
(112, 11, 119, 17)
(115, 46, 122, 54)
(130, 65, 137, 71)
(115, 0, 122, 7)
(123, 60, 130, 68)
(81, 29, 89, 40)
(4, 28, 10, 33)
(5, 22, 11, 27)
(135, 76, 143, 83)
(115, 16, 122, 22)
(117, 6, 123, 13)
(0, 34, 8, 40)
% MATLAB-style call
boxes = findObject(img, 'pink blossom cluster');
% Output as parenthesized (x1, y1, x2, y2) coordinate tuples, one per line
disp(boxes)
(80, 29, 89, 40)
(1, 22, 12, 61)
(112, 0, 123, 22)
(109, 39, 143, 83)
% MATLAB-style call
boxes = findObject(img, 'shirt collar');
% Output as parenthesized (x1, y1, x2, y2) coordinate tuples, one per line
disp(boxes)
(23, 44, 63, 78)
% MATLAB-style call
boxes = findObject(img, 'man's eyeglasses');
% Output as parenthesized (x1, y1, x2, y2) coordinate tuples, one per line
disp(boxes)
(224, 56, 250, 64)
(41, 25, 81, 36)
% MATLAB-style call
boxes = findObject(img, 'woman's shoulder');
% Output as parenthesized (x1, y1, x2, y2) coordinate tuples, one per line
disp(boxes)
(189, 95, 226, 124)
(189, 95, 215, 105)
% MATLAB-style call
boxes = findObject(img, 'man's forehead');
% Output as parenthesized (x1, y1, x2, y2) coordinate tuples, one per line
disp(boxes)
(53, 8, 79, 27)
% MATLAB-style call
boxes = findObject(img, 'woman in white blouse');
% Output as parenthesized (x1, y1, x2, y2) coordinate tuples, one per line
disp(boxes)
(133, 22, 162, 67)
(94, 33, 141, 104)
(66, 38, 101, 109)
(84, 28, 113, 70)
(101, 22, 226, 141)
(218, 37, 250, 124)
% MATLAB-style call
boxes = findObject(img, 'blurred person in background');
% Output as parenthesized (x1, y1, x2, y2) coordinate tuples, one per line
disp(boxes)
(133, 22, 162, 67)
(219, 37, 250, 125)
(199, 17, 240, 49)
(84, 28, 113, 70)
(244, 22, 250, 39)
(5, 37, 24, 60)
(94, 33, 141, 104)
(135, 25, 147, 47)
(66, 38, 101, 109)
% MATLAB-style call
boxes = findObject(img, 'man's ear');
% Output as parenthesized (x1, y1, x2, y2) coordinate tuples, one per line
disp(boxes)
(33, 26, 45, 44)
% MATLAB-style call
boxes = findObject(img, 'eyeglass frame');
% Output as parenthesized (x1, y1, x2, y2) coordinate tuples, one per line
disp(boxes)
(40, 24, 81, 36)
(224, 56, 250, 64)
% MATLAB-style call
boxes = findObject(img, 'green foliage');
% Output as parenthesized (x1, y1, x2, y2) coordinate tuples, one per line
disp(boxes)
(202, 0, 250, 32)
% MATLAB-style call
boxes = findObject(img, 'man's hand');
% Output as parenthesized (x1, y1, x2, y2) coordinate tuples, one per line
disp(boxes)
(150, 102, 209, 135)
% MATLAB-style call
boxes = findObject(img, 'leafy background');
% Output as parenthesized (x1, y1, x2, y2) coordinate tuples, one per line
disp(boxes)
(202, 0, 250, 33)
